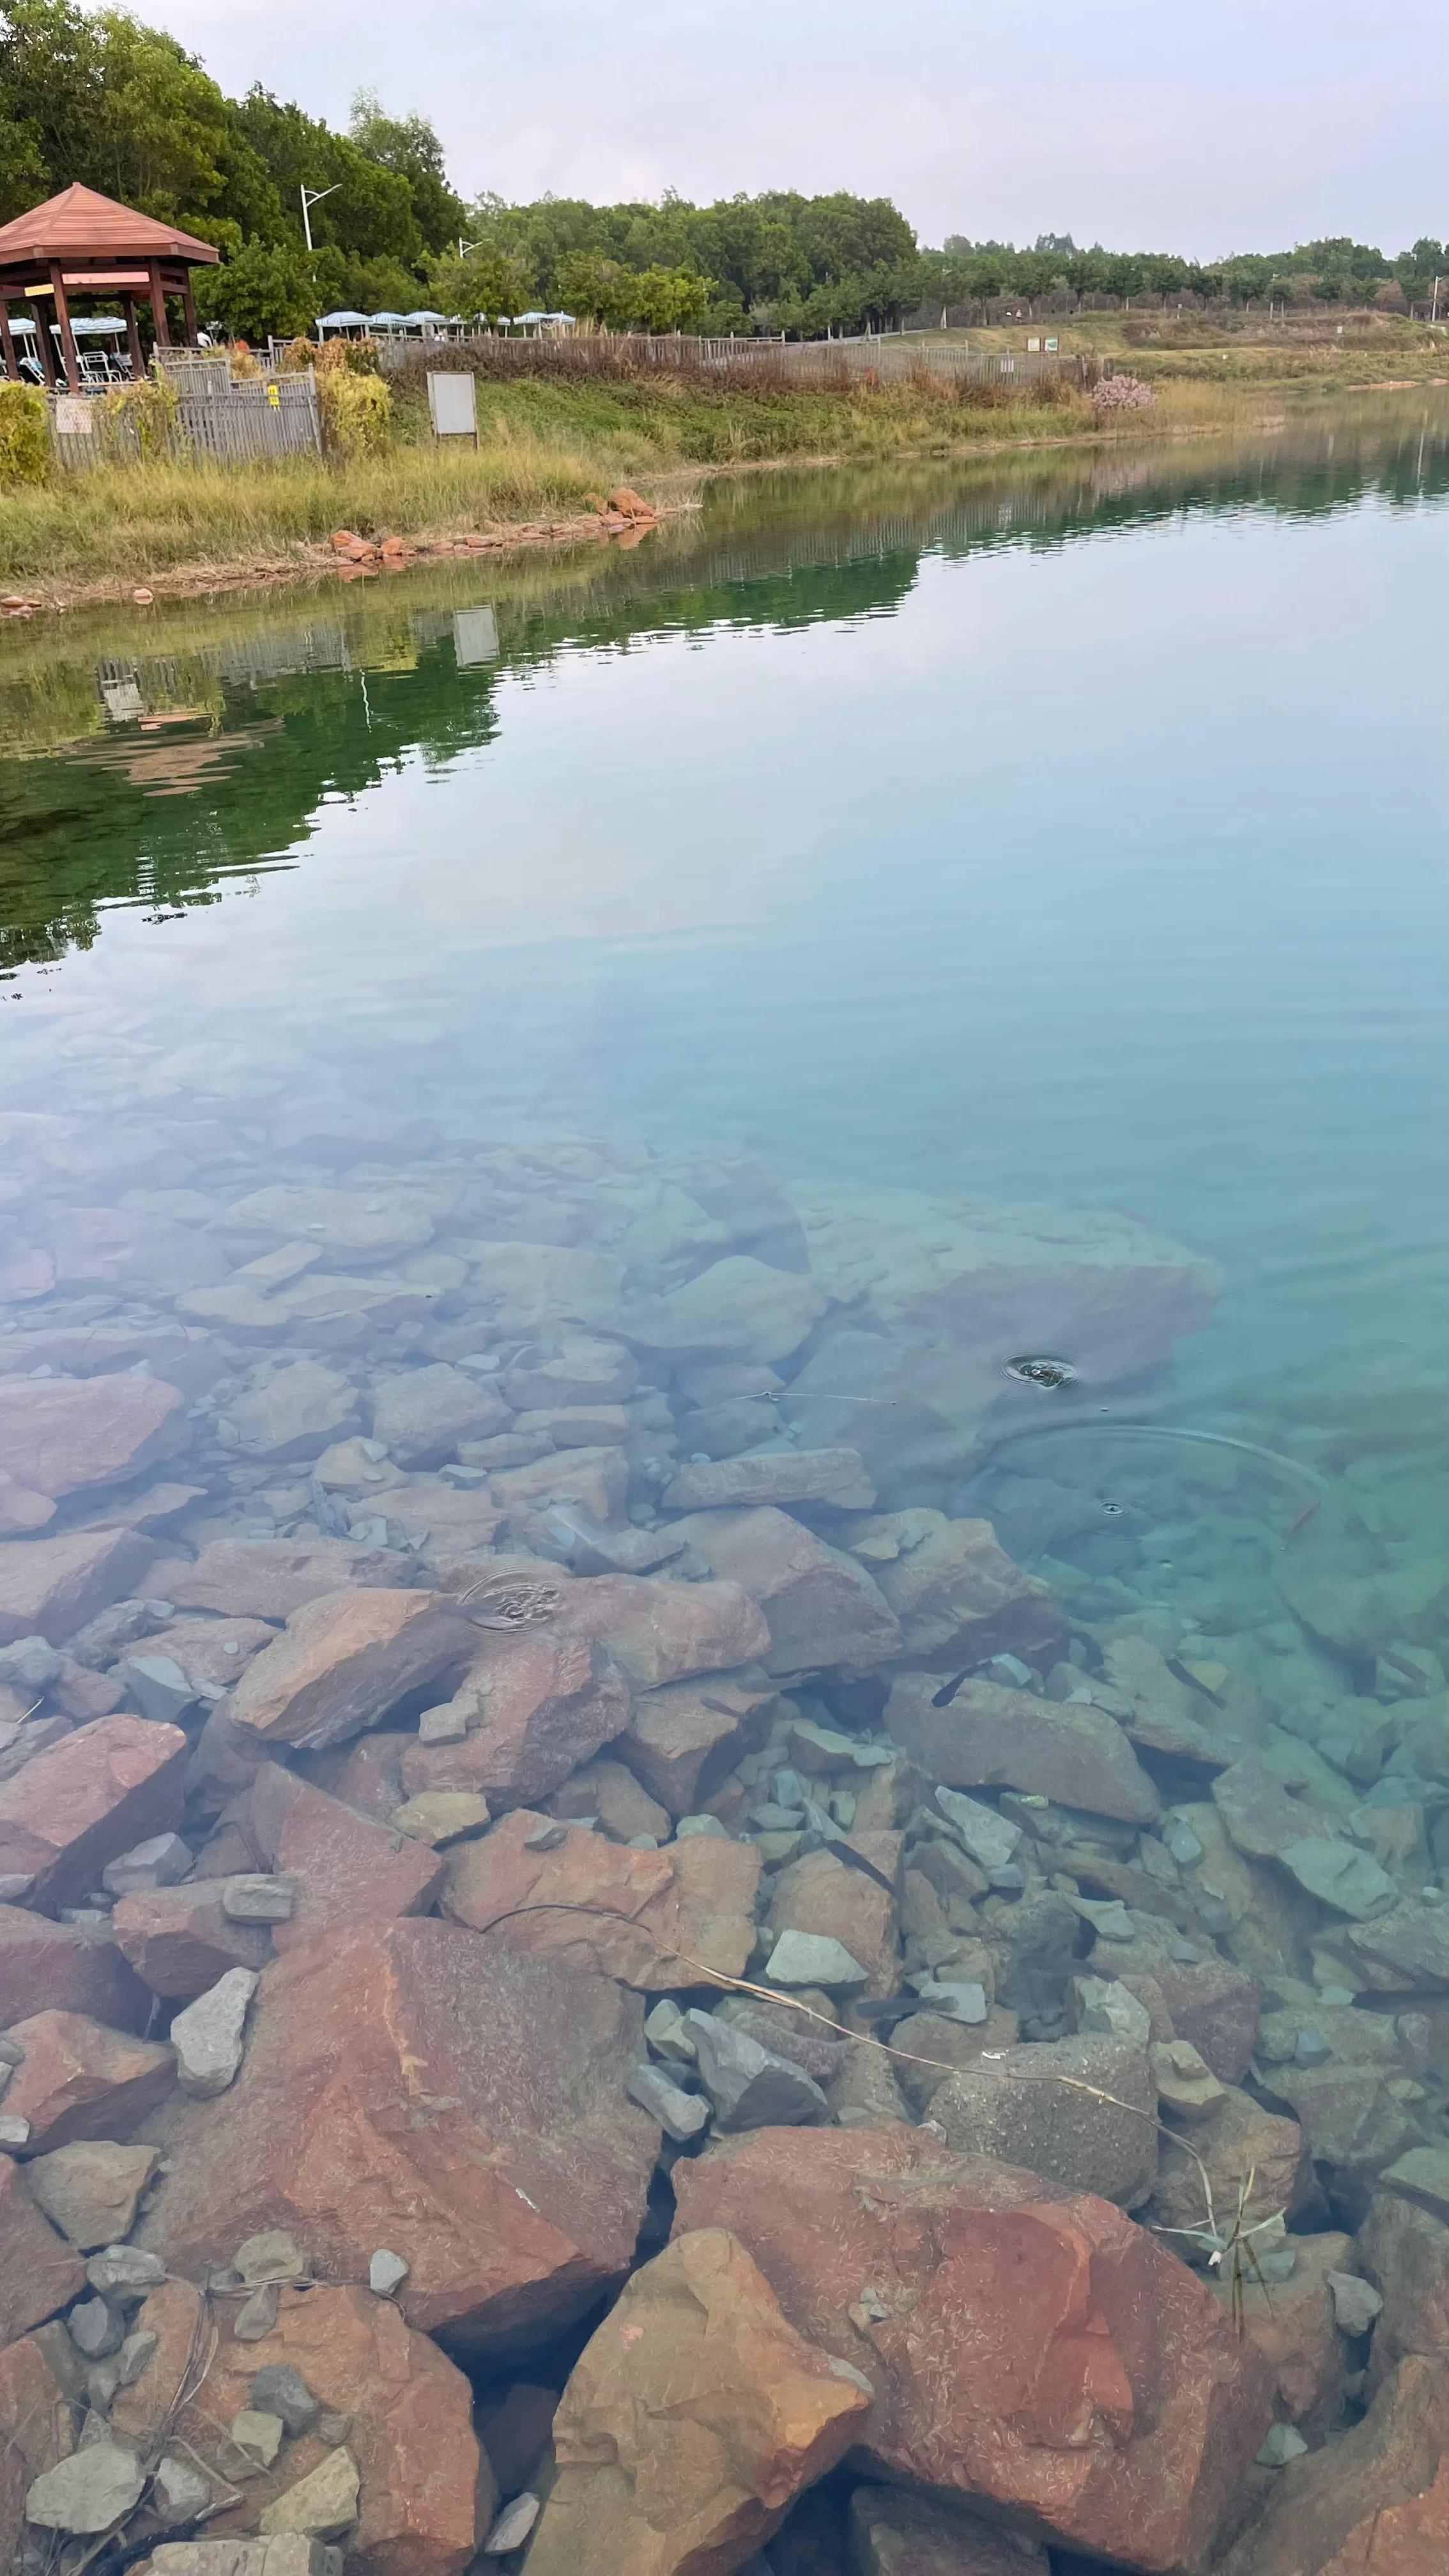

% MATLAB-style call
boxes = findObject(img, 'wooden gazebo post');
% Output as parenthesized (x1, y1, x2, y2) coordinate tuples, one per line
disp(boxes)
(147, 259, 171, 348)
(180, 273, 198, 345)
(122, 291, 144, 380)
(49, 260, 80, 391)
(33, 299, 57, 388)
(0, 299, 15, 378)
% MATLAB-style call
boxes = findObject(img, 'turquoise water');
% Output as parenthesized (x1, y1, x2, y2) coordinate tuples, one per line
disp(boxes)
(1, 406, 1446, 1722)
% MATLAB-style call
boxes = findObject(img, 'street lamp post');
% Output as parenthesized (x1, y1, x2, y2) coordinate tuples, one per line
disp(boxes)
(300, 181, 341, 253)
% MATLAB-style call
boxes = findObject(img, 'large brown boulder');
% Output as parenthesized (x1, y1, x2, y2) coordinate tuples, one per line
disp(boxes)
(852, 1510, 1067, 1671)
(0, 1527, 157, 1645)
(885, 1671, 1159, 1825)
(0, 1371, 187, 1526)
(140, 1920, 659, 2354)
(443, 1809, 760, 1988)
(1218, 2356, 1449, 2575)
(3, 2007, 175, 2149)
(673, 2126, 1271, 2572)
(224, 1589, 475, 1753)
(1, 2331, 75, 2572)
(618, 1677, 772, 1817)
(0, 1713, 188, 1907)
(247, 1763, 447, 1949)
(0, 2159, 86, 2343)
(1096, 1922, 1260, 2081)
(523, 2228, 869, 2576)
(0, 1903, 151, 2030)
(151, 1538, 403, 1620)
(400, 1631, 631, 1808)
(112, 2278, 488, 2576)
(111, 1880, 273, 1998)
(670, 1508, 902, 1675)
(555, 1570, 770, 1687)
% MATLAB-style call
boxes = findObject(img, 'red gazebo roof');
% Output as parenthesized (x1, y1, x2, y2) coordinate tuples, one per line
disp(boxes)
(0, 183, 218, 268)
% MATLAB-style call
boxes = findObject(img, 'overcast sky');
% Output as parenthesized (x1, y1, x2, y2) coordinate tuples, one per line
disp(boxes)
(152, 0, 1446, 254)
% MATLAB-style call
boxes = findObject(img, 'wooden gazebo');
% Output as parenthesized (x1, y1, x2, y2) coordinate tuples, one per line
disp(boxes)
(0, 183, 219, 392)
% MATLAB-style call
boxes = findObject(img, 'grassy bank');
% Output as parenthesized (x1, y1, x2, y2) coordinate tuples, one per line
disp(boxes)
(0, 332, 1434, 605)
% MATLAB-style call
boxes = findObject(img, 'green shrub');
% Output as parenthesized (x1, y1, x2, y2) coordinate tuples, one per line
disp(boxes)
(97, 373, 179, 459)
(316, 334, 382, 378)
(0, 382, 50, 487)
(318, 365, 392, 457)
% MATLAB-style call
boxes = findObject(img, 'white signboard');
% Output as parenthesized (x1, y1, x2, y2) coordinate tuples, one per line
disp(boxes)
(54, 395, 94, 434)
(427, 371, 477, 438)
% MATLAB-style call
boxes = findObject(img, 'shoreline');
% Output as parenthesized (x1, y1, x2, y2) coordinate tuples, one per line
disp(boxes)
(0, 385, 1436, 622)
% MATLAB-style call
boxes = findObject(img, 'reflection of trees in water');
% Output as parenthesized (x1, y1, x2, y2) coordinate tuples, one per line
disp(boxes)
(3, 394, 1448, 981)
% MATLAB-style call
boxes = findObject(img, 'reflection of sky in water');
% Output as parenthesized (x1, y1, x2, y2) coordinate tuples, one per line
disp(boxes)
(3, 450, 1447, 1453)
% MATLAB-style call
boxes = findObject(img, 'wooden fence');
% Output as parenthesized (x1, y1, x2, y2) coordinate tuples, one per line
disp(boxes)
(47, 369, 321, 471)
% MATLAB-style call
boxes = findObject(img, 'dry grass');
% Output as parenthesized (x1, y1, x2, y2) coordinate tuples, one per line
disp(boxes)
(0, 420, 604, 583)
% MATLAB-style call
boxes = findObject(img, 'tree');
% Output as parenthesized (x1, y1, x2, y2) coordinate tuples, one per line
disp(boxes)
(201, 236, 317, 339)
(427, 243, 532, 324)
(349, 87, 465, 251)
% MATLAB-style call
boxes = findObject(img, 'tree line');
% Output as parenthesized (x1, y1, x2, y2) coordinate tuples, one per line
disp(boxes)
(1, 1, 1443, 341)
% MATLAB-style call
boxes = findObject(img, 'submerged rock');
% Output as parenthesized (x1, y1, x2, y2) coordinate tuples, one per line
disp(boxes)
(524, 2228, 869, 2576)
(675, 2124, 1271, 2570)
(140, 1920, 660, 2352)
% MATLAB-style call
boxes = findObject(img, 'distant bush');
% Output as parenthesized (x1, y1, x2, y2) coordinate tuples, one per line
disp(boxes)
(96, 373, 178, 458)
(1091, 372, 1158, 413)
(0, 382, 50, 487)
(318, 364, 392, 457)
(317, 335, 383, 378)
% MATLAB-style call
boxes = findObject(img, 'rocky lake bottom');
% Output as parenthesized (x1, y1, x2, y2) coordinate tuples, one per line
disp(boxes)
(0, 417, 1447, 2575)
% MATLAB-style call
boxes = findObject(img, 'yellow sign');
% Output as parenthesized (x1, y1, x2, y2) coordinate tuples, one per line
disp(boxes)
(267, 383, 280, 408)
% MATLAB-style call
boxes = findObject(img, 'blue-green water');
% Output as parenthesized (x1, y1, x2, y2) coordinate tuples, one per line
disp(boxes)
(1, 407, 1446, 1718)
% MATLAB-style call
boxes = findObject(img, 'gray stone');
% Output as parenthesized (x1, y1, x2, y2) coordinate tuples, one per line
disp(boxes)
(675, 1814, 728, 1839)
(0, 2038, 23, 2067)
(102, 1831, 193, 1896)
(26, 2442, 146, 2533)
(233, 2285, 280, 2340)
(764, 1929, 868, 1989)
(1255, 2423, 1308, 2467)
(173, 1966, 258, 2096)
(152, 2453, 216, 2526)
(643, 1999, 696, 2063)
(1278, 1836, 1398, 1920)
(1073, 1975, 1153, 2047)
(0, 2113, 31, 2150)
(1327, 2271, 1384, 2335)
(930, 2032, 1158, 2209)
(68, 2296, 124, 2358)
(250, 2365, 321, 2437)
(87, 2358, 123, 2411)
(484, 2492, 541, 2554)
(118, 2329, 158, 2387)
(222, 1876, 295, 1923)
(417, 1700, 470, 1744)
(1295, 2024, 1333, 2067)
(231, 2409, 285, 2467)
(934, 1787, 1022, 1871)
(150, 2545, 341, 2576)
(684, 2009, 829, 2131)
(27, 2142, 161, 2251)
(234, 2229, 308, 2285)
(626, 2060, 711, 2142)
(1073, 1896, 1135, 1942)
(367, 2249, 408, 2297)
(0, 1872, 34, 1901)
(114, 1655, 197, 1726)
(86, 2246, 165, 2300)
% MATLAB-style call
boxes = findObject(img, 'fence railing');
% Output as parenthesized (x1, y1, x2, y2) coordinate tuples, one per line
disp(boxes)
(47, 367, 322, 471)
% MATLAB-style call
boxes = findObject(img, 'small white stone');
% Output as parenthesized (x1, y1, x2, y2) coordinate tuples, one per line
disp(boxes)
(765, 1929, 868, 1990)
(368, 2249, 409, 2297)
(484, 2492, 540, 2553)
(172, 1967, 259, 2097)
